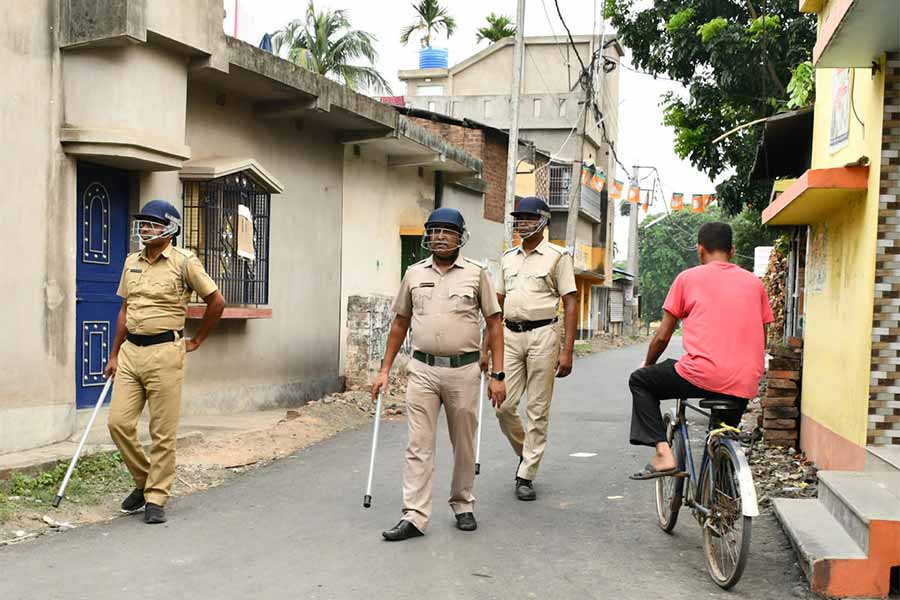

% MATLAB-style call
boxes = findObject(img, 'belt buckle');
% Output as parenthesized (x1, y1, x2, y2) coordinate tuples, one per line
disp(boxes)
(432, 355, 452, 368)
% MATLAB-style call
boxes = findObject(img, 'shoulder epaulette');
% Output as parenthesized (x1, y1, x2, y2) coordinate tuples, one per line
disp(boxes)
(546, 242, 569, 255)
(463, 257, 486, 269)
(173, 246, 195, 258)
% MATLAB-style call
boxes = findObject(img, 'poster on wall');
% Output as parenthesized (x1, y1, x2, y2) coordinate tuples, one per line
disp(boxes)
(807, 223, 828, 294)
(829, 68, 850, 153)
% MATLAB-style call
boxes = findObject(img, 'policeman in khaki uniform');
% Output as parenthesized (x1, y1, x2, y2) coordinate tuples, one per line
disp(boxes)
(104, 200, 225, 524)
(482, 197, 578, 501)
(372, 207, 507, 541)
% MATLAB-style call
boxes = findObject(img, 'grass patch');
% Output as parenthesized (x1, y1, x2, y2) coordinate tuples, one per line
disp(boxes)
(0, 452, 132, 522)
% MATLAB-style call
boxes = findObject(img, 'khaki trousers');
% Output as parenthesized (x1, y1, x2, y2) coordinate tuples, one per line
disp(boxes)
(401, 359, 480, 531)
(495, 324, 559, 481)
(108, 338, 185, 506)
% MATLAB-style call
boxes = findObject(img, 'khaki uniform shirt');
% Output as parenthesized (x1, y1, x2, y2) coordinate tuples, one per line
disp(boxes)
(117, 242, 218, 335)
(393, 255, 501, 356)
(499, 239, 577, 322)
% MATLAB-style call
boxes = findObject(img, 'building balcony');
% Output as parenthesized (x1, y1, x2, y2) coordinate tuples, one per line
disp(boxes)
(803, 0, 900, 67)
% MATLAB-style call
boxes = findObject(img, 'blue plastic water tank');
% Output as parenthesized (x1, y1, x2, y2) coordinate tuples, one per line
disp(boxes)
(419, 47, 448, 69)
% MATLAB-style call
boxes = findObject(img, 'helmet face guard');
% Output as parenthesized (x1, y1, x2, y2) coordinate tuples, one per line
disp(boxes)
(131, 216, 179, 245)
(421, 225, 469, 253)
(513, 214, 549, 240)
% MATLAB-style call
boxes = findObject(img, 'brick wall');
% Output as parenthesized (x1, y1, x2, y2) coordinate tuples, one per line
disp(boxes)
(408, 116, 506, 224)
(869, 52, 900, 445)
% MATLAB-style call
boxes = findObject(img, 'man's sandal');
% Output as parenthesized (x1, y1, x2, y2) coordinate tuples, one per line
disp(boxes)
(629, 464, 683, 481)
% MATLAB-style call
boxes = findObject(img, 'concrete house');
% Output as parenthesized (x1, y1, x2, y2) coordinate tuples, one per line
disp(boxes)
(399, 36, 624, 338)
(759, 1, 900, 596)
(1, 0, 481, 456)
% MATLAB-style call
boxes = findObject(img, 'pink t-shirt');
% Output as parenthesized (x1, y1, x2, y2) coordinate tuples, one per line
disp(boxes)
(663, 262, 774, 399)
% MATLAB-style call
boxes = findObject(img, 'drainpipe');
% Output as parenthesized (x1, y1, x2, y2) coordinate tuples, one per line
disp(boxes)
(434, 171, 443, 209)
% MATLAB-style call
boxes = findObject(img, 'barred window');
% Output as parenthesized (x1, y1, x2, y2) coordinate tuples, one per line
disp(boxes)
(182, 172, 271, 305)
(548, 163, 572, 207)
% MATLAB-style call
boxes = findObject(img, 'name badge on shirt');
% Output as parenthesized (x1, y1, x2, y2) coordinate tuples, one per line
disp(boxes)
(418, 282, 435, 288)
(129, 269, 142, 273)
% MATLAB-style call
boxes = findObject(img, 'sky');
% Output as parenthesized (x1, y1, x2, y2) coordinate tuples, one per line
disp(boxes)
(223, 0, 722, 259)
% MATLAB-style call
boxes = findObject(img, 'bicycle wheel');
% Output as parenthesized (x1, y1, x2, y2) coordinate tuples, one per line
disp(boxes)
(655, 412, 686, 532)
(701, 443, 752, 589)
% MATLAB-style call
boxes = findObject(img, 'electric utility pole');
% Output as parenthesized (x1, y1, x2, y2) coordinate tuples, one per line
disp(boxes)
(627, 164, 640, 284)
(565, 12, 606, 252)
(503, 0, 526, 247)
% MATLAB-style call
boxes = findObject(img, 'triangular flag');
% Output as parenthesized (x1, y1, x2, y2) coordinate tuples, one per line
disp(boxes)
(671, 193, 684, 211)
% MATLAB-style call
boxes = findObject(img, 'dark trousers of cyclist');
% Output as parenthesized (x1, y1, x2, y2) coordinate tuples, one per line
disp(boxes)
(629, 359, 747, 447)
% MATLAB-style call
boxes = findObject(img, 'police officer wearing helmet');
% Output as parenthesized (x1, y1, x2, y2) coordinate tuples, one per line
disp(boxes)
(372, 207, 507, 541)
(481, 197, 577, 501)
(103, 199, 225, 524)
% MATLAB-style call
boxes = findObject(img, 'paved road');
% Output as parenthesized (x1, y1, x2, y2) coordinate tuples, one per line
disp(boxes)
(1, 341, 811, 599)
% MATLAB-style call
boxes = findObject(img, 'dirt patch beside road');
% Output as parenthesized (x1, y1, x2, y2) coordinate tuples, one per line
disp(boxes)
(0, 385, 405, 546)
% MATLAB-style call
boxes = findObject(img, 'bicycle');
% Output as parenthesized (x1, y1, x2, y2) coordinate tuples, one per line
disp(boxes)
(655, 397, 760, 589)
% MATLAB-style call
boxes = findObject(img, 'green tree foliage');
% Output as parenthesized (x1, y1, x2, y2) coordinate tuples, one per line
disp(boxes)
(476, 13, 516, 44)
(400, 0, 457, 48)
(273, 1, 391, 94)
(605, 1, 816, 215)
(786, 60, 815, 109)
(638, 206, 777, 322)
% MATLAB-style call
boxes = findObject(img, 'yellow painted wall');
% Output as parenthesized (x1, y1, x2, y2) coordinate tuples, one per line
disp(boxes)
(801, 57, 886, 447)
(516, 160, 537, 198)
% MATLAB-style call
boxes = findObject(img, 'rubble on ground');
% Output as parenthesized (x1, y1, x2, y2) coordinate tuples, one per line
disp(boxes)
(748, 443, 818, 510)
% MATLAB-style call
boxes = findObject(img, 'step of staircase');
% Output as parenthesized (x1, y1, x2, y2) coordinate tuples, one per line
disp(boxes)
(774, 471, 900, 598)
(773, 498, 867, 583)
(819, 471, 900, 554)
(866, 445, 900, 473)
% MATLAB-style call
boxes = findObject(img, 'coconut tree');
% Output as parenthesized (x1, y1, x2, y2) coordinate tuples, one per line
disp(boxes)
(400, 0, 457, 48)
(273, 1, 391, 94)
(475, 13, 516, 44)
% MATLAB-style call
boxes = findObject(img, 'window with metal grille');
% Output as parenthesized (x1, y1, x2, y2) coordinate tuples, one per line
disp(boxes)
(181, 172, 271, 305)
(548, 164, 572, 207)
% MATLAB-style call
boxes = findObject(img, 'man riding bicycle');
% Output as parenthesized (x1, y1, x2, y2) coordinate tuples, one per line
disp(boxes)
(628, 222, 773, 480)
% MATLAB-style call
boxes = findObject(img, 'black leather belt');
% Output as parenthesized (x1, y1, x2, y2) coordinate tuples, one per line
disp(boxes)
(412, 350, 480, 368)
(505, 318, 557, 333)
(126, 330, 182, 347)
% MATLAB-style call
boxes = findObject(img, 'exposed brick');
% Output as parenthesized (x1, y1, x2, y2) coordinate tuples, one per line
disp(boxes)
(765, 406, 800, 419)
(762, 396, 799, 408)
(767, 378, 798, 390)
(764, 418, 799, 430)
(764, 430, 798, 444)
(766, 386, 799, 398)
(767, 370, 800, 379)
(769, 357, 801, 370)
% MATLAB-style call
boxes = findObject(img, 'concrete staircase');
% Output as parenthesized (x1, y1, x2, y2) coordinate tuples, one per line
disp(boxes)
(774, 455, 900, 598)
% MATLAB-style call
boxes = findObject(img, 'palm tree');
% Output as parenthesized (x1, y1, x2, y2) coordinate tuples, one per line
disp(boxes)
(400, 0, 457, 48)
(272, 1, 391, 95)
(475, 13, 516, 44)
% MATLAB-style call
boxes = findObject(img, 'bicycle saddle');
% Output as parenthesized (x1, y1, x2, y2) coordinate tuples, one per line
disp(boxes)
(698, 396, 745, 411)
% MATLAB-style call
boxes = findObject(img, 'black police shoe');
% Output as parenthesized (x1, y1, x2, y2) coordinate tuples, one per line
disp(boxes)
(120, 488, 146, 513)
(455, 512, 477, 531)
(144, 503, 167, 524)
(382, 520, 424, 541)
(516, 478, 536, 501)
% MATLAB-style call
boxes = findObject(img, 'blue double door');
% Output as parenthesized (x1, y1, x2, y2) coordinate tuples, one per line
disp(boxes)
(75, 164, 130, 408)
